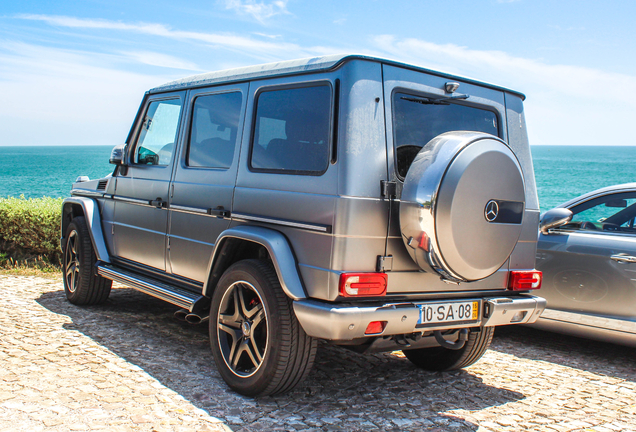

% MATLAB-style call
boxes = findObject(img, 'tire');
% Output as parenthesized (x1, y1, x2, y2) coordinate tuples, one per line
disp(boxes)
(402, 327, 494, 371)
(209, 259, 317, 397)
(62, 216, 112, 305)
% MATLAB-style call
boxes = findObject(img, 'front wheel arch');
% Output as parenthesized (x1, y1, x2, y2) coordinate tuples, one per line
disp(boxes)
(61, 197, 110, 262)
(61, 203, 85, 248)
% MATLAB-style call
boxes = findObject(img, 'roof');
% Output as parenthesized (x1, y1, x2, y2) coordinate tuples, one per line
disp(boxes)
(150, 54, 526, 99)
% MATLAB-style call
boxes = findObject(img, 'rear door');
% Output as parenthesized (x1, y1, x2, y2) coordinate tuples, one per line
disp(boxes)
(167, 84, 248, 281)
(113, 92, 185, 270)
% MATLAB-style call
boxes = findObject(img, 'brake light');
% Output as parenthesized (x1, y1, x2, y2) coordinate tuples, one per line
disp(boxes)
(508, 270, 542, 290)
(365, 321, 387, 335)
(339, 273, 388, 297)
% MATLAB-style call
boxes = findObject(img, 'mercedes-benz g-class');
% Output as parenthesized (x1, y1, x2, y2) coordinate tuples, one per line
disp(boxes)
(61, 54, 545, 396)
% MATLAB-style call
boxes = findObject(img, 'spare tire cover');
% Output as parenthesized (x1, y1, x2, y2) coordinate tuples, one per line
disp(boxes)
(399, 131, 525, 282)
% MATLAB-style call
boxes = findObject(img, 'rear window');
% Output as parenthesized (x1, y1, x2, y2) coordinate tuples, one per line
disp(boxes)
(393, 92, 499, 178)
(250, 85, 331, 175)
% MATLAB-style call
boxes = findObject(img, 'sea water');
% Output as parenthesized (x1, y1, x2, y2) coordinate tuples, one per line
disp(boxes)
(532, 146, 636, 212)
(0, 146, 113, 199)
(1, 145, 635, 213)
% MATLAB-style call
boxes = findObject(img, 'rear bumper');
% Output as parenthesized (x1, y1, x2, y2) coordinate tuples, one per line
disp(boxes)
(293, 295, 546, 340)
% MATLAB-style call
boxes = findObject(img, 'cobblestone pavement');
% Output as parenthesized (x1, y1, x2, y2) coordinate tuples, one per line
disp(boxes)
(1, 275, 635, 431)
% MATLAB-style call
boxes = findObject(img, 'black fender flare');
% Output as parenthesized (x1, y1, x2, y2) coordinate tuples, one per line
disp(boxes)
(203, 226, 306, 300)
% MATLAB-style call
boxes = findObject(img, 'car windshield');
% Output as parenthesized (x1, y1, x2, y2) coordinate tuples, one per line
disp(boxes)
(392, 92, 499, 178)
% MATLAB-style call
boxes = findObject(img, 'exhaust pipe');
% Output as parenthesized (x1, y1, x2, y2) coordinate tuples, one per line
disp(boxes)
(174, 309, 189, 321)
(185, 313, 209, 325)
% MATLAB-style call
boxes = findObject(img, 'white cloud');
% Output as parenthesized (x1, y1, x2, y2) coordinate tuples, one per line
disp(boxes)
(371, 36, 636, 146)
(252, 32, 282, 39)
(223, 0, 290, 23)
(0, 42, 179, 146)
(10, 13, 631, 150)
(372, 36, 636, 105)
(119, 51, 200, 70)
(0, 15, 339, 147)
(18, 14, 307, 60)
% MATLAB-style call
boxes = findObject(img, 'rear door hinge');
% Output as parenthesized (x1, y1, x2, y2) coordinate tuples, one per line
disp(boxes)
(377, 255, 393, 272)
(381, 181, 397, 199)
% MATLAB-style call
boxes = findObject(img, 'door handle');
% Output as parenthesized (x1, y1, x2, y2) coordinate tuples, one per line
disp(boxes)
(208, 207, 230, 218)
(150, 197, 165, 208)
(611, 254, 636, 263)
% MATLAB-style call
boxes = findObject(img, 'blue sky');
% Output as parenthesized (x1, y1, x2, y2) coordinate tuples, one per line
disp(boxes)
(1, 0, 635, 146)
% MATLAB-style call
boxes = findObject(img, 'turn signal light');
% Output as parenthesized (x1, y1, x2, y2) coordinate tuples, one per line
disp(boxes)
(339, 273, 388, 297)
(365, 321, 387, 335)
(508, 270, 542, 291)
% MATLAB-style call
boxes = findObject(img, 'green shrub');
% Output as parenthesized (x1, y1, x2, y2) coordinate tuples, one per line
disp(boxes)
(0, 196, 63, 265)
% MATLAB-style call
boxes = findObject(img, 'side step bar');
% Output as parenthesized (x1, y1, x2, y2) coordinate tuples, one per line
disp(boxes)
(97, 264, 205, 312)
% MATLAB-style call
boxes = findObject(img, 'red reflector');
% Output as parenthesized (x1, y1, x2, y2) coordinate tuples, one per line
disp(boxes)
(419, 231, 430, 251)
(508, 270, 542, 291)
(339, 273, 388, 297)
(365, 321, 387, 335)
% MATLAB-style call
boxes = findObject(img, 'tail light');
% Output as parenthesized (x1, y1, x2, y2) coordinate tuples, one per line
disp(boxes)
(508, 270, 542, 291)
(339, 273, 388, 297)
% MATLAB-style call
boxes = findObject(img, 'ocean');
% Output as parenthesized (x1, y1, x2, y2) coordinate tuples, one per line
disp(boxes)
(531, 146, 636, 212)
(1, 145, 635, 213)
(0, 146, 114, 200)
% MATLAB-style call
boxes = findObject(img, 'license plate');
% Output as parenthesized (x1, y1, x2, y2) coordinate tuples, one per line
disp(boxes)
(417, 301, 480, 326)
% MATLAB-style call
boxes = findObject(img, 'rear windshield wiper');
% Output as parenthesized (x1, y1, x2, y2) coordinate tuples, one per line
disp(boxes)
(401, 94, 469, 105)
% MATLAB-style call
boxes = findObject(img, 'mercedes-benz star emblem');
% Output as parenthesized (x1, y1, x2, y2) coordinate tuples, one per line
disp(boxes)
(484, 200, 499, 222)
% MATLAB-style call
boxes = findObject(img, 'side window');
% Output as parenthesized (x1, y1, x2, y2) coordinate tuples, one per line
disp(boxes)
(567, 193, 636, 232)
(134, 99, 182, 166)
(250, 85, 331, 175)
(187, 92, 243, 168)
(392, 92, 499, 178)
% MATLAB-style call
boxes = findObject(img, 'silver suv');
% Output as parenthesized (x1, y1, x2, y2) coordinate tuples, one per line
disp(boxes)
(61, 54, 546, 397)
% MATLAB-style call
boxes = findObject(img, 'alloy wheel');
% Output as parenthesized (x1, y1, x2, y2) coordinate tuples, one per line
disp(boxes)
(64, 231, 80, 293)
(217, 281, 268, 377)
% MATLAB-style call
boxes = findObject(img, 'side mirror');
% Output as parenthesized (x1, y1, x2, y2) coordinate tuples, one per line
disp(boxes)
(539, 208, 573, 235)
(110, 144, 129, 176)
(109, 144, 127, 165)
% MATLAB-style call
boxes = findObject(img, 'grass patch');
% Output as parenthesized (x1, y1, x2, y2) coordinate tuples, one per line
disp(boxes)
(0, 253, 61, 276)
